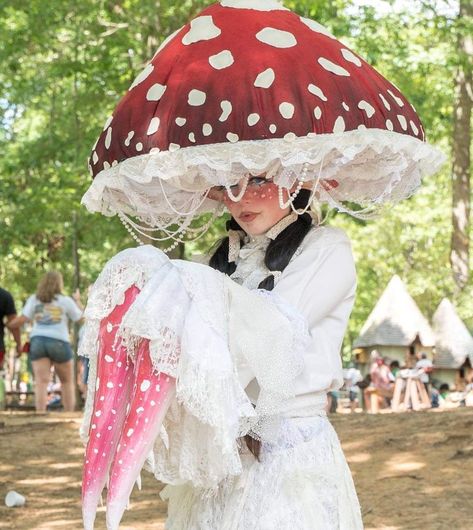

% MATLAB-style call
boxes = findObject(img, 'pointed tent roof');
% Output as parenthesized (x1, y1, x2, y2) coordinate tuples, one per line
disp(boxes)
(432, 298, 473, 369)
(354, 275, 435, 348)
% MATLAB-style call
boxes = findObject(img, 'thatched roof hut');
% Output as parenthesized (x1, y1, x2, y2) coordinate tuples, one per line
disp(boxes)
(432, 298, 473, 370)
(354, 275, 435, 349)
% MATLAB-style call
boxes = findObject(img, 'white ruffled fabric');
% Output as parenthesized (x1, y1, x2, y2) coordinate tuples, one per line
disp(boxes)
(80, 245, 307, 490)
(162, 415, 363, 530)
(82, 129, 445, 223)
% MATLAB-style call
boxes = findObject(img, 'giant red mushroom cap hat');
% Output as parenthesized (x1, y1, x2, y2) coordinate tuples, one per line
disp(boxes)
(82, 0, 444, 247)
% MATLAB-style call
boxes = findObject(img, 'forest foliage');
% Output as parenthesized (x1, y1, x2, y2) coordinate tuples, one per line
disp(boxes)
(0, 0, 471, 354)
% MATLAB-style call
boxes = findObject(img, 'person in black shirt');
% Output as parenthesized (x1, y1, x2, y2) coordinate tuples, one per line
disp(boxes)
(0, 287, 21, 367)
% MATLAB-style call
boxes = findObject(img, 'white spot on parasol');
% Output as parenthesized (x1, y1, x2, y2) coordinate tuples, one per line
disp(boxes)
(221, 0, 288, 9)
(318, 57, 350, 77)
(358, 100, 376, 118)
(182, 16, 221, 45)
(91, 424, 96, 429)
(130, 64, 154, 90)
(333, 116, 346, 133)
(124, 131, 135, 147)
(107, 382, 114, 389)
(150, 400, 156, 406)
(146, 83, 167, 101)
(104, 355, 114, 363)
(209, 50, 234, 70)
(156, 384, 160, 392)
(386, 119, 394, 131)
(379, 94, 391, 111)
(307, 84, 328, 102)
(92, 152, 99, 165)
(175, 117, 186, 126)
(140, 380, 151, 392)
(256, 27, 297, 48)
(147, 117, 160, 135)
(103, 116, 113, 130)
(126, 428, 134, 437)
(105, 128, 112, 149)
(247, 113, 260, 126)
(95, 410, 102, 417)
(219, 100, 232, 122)
(300, 17, 336, 39)
(136, 407, 144, 414)
(136, 142, 143, 152)
(226, 132, 239, 143)
(188, 89, 206, 106)
(342, 102, 350, 111)
(106, 322, 113, 333)
(100, 396, 105, 401)
(269, 124, 277, 133)
(188, 132, 196, 143)
(279, 102, 295, 119)
(387, 89, 404, 107)
(397, 115, 408, 131)
(254, 68, 275, 88)
(314, 107, 322, 119)
(341, 48, 362, 67)
(410, 120, 419, 136)
(203, 123, 213, 136)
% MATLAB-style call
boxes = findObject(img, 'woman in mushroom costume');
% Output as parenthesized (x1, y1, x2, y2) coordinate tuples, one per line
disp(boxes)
(80, 1, 444, 529)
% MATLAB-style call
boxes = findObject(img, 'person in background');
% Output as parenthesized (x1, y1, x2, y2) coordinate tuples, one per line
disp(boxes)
(8, 272, 83, 412)
(0, 287, 22, 368)
(343, 362, 362, 412)
(416, 352, 433, 394)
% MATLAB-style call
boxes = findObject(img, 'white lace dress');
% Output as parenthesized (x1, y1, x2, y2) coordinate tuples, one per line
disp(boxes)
(80, 225, 363, 529)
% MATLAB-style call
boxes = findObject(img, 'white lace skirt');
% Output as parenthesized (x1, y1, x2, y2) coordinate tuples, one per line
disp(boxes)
(162, 414, 363, 530)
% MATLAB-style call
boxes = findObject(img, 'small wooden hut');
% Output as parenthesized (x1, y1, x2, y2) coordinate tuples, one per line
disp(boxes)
(431, 298, 473, 390)
(353, 275, 435, 374)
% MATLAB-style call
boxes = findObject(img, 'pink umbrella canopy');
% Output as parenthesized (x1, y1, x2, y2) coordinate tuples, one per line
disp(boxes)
(82, 0, 444, 245)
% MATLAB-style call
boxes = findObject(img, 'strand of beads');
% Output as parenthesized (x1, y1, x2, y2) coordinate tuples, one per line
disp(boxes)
(225, 175, 249, 202)
(278, 162, 309, 209)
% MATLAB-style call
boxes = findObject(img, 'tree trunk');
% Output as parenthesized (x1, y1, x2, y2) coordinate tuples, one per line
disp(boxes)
(450, 0, 473, 289)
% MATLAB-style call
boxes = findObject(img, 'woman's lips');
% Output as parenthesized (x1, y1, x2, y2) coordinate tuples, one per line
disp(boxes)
(239, 212, 259, 222)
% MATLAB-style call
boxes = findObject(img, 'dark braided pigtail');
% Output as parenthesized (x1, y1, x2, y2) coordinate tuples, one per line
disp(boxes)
(208, 189, 314, 461)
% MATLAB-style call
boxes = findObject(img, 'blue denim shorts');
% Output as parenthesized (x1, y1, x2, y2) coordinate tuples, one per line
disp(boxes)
(29, 336, 73, 364)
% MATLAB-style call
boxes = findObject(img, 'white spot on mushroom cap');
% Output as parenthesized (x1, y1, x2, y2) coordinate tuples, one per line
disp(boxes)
(103, 161, 111, 171)
(221, 0, 289, 9)
(279, 102, 295, 119)
(147, 117, 160, 135)
(318, 57, 350, 77)
(175, 117, 186, 126)
(169, 143, 180, 151)
(379, 94, 391, 111)
(342, 102, 350, 111)
(314, 107, 322, 119)
(269, 124, 277, 133)
(188, 89, 206, 106)
(386, 119, 394, 131)
(136, 407, 144, 414)
(103, 116, 113, 131)
(226, 132, 239, 143)
(106, 322, 113, 333)
(130, 64, 154, 90)
(140, 380, 151, 392)
(126, 428, 134, 437)
(92, 151, 99, 165)
(188, 132, 196, 143)
(256, 27, 297, 48)
(202, 123, 213, 136)
(105, 128, 112, 150)
(219, 100, 232, 122)
(247, 113, 260, 126)
(308, 84, 328, 102)
(136, 142, 143, 152)
(333, 116, 346, 133)
(146, 84, 167, 101)
(284, 132, 296, 141)
(358, 100, 376, 118)
(410, 120, 419, 136)
(182, 16, 221, 45)
(95, 410, 102, 417)
(387, 89, 404, 107)
(341, 48, 362, 67)
(107, 382, 114, 389)
(397, 114, 408, 131)
(209, 50, 234, 70)
(254, 68, 275, 88)
(300, 17, 336, 39)
(124, 131, 135, 147)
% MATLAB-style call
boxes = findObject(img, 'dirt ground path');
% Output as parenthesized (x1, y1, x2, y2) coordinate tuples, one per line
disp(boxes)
(1, 408, 472, 530)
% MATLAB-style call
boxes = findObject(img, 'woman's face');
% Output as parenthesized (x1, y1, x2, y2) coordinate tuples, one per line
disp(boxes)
(218, 177, 291, 236)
